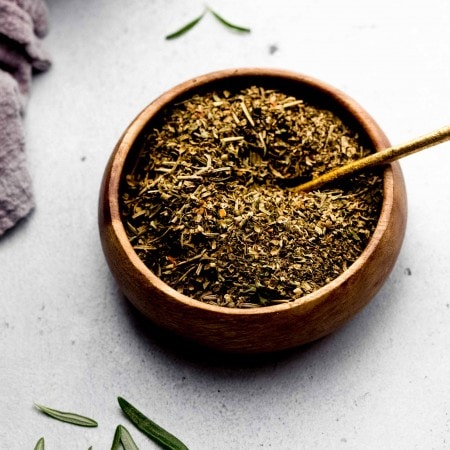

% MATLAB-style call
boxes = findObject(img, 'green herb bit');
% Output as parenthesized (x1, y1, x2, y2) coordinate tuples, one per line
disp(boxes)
(165, 6, 250, 40)
(34, 403, 98, 428)
(118, 397, 189, 450)
(208, 8, 251, 33)
(111, 424, 140, 450)
(165, 11, 206, 40)
(34, 437, 45, 450)
(111, 425, 122, 450)
(120, 425, 140, 450)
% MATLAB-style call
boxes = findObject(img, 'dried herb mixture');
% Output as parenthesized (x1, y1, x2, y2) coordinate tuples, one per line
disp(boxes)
(120, 86, 383, 308)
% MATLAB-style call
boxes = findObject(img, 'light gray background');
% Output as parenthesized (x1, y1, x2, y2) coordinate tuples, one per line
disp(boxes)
(1, 1, 450, 448)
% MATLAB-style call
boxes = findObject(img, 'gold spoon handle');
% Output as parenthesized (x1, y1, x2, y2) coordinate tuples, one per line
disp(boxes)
(293, 124, 450, 192)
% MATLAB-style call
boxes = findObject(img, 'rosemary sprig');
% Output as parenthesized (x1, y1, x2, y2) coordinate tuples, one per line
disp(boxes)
(34, 437, 45, 450)
(111, 424, 140, 450)
(209, 8, 251, 33)
(118, 397, 189, 450)
(34, 403, 98, 427)
(165, 11, 206, 40)
(165, 6, 250, 39)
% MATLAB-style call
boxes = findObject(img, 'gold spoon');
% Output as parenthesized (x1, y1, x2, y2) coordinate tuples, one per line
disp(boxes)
(293, 124, 450, 192)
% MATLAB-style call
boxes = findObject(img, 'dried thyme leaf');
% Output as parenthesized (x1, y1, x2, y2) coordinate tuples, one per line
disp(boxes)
(118, 397, 189, 450)
(34, 403, 98, 427)
(165, 11, 206, 40)
(209, 8, 251, 33)
(34, 437, 45, 450)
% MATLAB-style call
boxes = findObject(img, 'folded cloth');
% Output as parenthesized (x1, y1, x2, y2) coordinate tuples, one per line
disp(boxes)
(0, 0, 50, 236)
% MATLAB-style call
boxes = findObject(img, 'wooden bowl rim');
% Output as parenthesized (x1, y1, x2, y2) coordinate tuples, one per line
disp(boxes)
(104, 67, 395, 317)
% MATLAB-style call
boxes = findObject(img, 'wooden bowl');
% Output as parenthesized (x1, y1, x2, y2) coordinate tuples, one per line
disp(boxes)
(99, 68, 407, 354)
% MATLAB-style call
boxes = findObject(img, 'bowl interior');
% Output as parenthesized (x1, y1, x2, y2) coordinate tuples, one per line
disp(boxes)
(120, 71, 382, 182)
(117, 69, 391, 305)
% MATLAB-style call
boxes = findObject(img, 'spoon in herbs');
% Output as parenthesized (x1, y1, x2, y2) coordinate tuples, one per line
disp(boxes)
(292, 124, 450, 192)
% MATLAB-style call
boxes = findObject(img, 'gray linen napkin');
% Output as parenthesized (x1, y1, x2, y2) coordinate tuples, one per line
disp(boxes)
(0, 0, 50, 236)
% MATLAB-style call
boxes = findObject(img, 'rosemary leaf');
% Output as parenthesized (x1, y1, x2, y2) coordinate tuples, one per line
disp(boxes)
(209, 8, 251, 33)
(34, 437, 45, 450)
(34, 403, 98, 428)
(111, 425, 122, 450)
(165, 11, 205, 40)
(112, 424, 140, 449)
(120, 425, 140, 450)
(118, 397, 189, 450)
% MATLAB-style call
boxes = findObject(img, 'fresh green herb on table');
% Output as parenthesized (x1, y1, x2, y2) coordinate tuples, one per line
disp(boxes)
(33, 397, 189, 449)
(118, 397, 189, 450)
(166, 6, 250, 39)
(33, 437, 45, 450)
(34, 403, 98, 427)
(111, 424, 140, 450)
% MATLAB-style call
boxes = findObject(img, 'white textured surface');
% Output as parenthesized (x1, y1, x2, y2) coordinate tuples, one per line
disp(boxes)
(1, 1, 450, 448)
